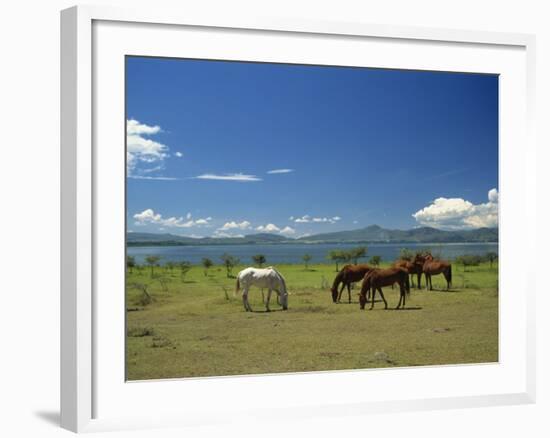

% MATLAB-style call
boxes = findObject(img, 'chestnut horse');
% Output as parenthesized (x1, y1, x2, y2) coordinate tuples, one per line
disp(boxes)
(415, 254, 452, 290)
(330, 264, 373, 303)
(359, 267, 410, 310)
(393, 253, 430, 289)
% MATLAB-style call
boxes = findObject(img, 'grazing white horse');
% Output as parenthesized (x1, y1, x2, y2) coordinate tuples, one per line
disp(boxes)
(235, 267, 289, 312)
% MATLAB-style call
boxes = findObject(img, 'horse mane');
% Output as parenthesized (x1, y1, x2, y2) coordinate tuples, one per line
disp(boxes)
(278, 273, 288, 294)
(264, 266, 287, 293)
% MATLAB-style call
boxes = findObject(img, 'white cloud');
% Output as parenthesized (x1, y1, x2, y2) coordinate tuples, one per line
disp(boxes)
(218, 220, 251, 231)
(128, 175, 178, 181)
(127, 119, 181, 180)
(193, 173, 262, 182)
(174, 151, 183, 158)
(256, 223, 280, 232)
(293, 215, 341, 224)
(488, 188, 498, 203)
(133, 209, 212, 228)
(213, 231, 245, 238)
(412, 188, 499, 230)
(255, 223, 296, 236)
(267, 169, 294, 174)
(127, 120, 168, 172)
(127, 119, 161, 135)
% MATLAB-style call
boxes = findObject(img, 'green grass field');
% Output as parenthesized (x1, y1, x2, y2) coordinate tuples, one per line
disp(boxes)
(126, 261, 498, 380)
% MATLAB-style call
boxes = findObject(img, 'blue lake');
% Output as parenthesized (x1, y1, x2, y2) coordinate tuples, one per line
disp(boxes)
(127, 242, 498, 266)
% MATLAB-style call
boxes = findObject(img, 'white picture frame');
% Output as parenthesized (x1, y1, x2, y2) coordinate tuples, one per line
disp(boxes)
(61, 4, 536, 433)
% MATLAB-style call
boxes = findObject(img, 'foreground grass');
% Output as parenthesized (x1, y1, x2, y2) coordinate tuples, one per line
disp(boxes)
(126, 262, 498, 380)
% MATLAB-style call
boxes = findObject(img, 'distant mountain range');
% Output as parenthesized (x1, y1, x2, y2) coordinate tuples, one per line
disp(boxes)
(127, 225, 498, 246)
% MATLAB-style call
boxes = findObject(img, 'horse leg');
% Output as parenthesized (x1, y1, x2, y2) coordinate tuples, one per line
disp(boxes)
(261, 289, 265, 304)
(369, 287, 376, 310)
(410, 274, 415, 289)
(242, 287, 250, 311)
(396, 291, 402, 309)
(338, 283, 346, 302)
(378, 288, 388, 309)
(347, 283, 352, 304)
(265, 288, 272, 312)
(396, 283, 405, 309)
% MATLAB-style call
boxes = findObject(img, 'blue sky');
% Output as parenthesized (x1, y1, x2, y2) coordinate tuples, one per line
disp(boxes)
(126, 56, 498, 238)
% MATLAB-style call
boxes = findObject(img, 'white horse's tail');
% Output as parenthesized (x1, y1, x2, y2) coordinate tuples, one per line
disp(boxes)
(234, 277, 240, 296)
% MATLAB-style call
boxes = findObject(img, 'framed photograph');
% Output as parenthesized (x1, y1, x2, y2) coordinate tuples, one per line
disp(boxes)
(61, 5, 536, 433)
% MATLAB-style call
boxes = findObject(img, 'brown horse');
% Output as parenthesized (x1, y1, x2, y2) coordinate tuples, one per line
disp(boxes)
(359, 267, 410, 310)
(393, 253, 430, 289)
(331, 264, 373, 303)
(415, 254, 452, 290)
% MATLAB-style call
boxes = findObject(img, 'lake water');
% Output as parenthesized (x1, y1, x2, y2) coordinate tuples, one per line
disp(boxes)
(127, 242, 498, 265)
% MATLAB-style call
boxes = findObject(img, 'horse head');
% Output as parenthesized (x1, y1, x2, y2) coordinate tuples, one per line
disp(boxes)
(413, 253, 430, 266)
(279, 291, 289, 310)
(330, 287, 338, 303)
(359, 290, 368, 309)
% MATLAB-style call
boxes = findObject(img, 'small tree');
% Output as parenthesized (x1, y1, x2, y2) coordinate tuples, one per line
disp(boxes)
(302, 253, 312, 270)
(252, 254, 266, 268)
(220, 253, 239, 278)
(327, 250, 347, 272)
(126, 255, 136, 274)
(399, 248, 413, 261)
(486, 251, 498, 268)
(349, 246, 368, 264)
(456, 255, 482, 272)
(165, 261, 176, 273)
(369, 255, 382, 267)
(157, 276, 171, 292)
(145, 255, 160, 278)
(130, 283, 153, 306)
(202, 257, 213, 276)
(178, 261, 192, 282)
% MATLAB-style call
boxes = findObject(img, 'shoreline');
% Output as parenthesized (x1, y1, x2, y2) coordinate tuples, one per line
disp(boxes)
(127, 241, 499, 248)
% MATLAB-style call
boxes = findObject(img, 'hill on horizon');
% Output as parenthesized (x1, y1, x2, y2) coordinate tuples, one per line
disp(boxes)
(127, 225, 498, 246)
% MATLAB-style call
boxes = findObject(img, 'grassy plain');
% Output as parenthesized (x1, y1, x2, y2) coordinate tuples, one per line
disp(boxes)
(126, 261, 498, 380)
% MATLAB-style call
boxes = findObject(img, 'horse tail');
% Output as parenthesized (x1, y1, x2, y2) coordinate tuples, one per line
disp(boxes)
(405, 272, 410, 295)
(447, 264, 452, 287)
(234, 277, 240, 296)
